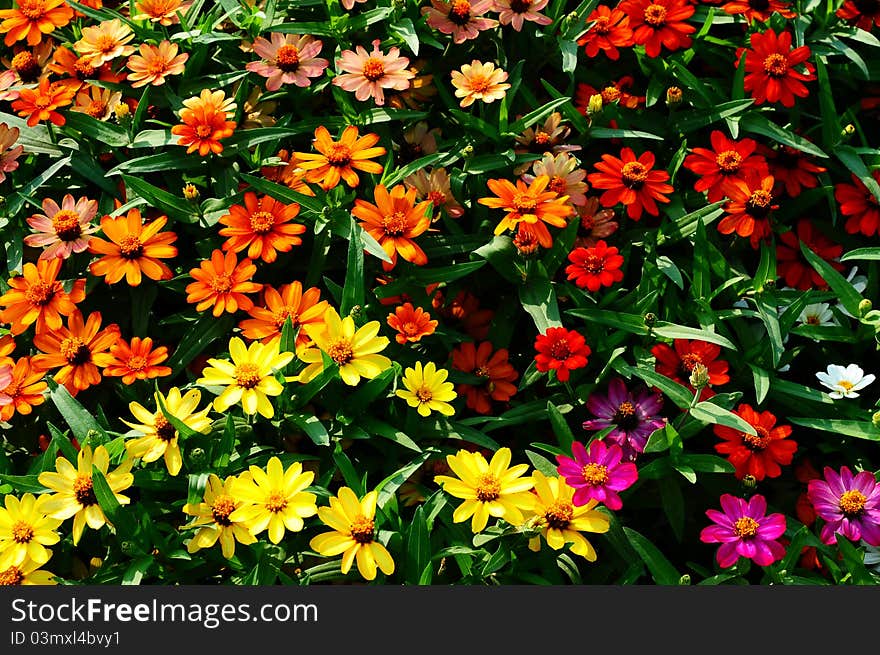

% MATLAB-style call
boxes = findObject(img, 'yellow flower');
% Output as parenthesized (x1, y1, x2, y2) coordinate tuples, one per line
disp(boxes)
(229, 457, 317, 544)
(37, 445, 134, 545)
(197, 337, 293, 418)
(523, 471, 610, 561)
(298, 307, 391, 386)
(434, 447, 534, 533)
(122, 387, 212, 476)
(396, 361, 456, 417)
(309, 487, 394, 581)
(0, 558, 57, 586)
(182, 474, 256, 559)
(0, 493, 62, 569)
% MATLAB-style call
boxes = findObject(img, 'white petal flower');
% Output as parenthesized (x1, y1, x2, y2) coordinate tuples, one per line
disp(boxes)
(816, 363, 876, 399)
(797, 303, 837, 327)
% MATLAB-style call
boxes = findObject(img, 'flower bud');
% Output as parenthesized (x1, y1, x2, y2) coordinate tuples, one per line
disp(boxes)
(689, 362, 709, 389)
(842, 124, 855, 138)
(189, 447, 206, 466)
(182, 184, 200, 201)
(587, 93, 604, 116)
(742, 474, 757, 490)
(644, 313, 656, 327)
(114, 103, 130, 124)
(872, 411, 880, 429)
(678, 574, 691, 585)
(666, 86, 683, 106)
(858, 299, 872, 317)
(460, 144, 474, 158)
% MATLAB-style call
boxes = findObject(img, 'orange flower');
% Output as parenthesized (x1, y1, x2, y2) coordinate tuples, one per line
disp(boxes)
(103, 336, 172, 385)
(32, 310, 120, 394)
(88, 210, 178, 286)
(11, 78, 74, 126)
(450, 60, 511, 108)
(260, 150, 315, 196)
(239, 282, 329, 347)
(295, 125, 386, 191)
(186, 249, 262, 317)
(0, 258, 85, 336)
(0, 334, 14, 367)
(352, 184, 432, 271)
(218, 192, 306, 263)
(451, 341, 518, 415)
(171, 90, 237, 156)
(0, 356, 47, 422)
(478, 175, 574, 247)
(387, 303, 437, 344)
(71, 85, 121, 120)
(47, 46, 115, 91)
(0, 0, 73, 47)
(74, 19, 135, 67)
(126, 40, 188, 88)
(133, 0, 190, 25)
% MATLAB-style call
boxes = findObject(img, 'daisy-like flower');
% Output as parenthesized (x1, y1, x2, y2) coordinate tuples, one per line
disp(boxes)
(438, 289, 494, 340)
(334, 39, 413, 106)
(0, 259, 85, 336)
(387, 303, 437, 344)
(523, 153, 589, 207)
(0, 123, 23, 183)
(309, 487, 394, 581)
(171, 89, 237, 156)
(133, 0, 191, 25)
(396, 361, 456, 417)
(246, 33, 328, 91)
(0, 493, 62, 569)
(88, 210, 178, 286)
(37, 445, 134, 545)
(103, 337, 171, 385)
(404, 167, 465, 219)
(422, 0, 497, 44)
(494, 0, 553, 31)
(714, 404, 796, 481)
(578, 6, 634, 61)
(717, 174, 777, 248)
(451, 60, 511, 108)
(218, 192, 306, 264)
(574, 78, 646, 112)
(523, 471, 610, 561)
(229, 457, 317, 544)
(556, 440, 637, 510)
(737, 29, 815, 107)
(0, 357, 47, 422)
(352, 184, 433, 271)
(24, 194, 99, 261)
(837, 0, 880, 30)
(588, 147, 673, 220)
(0, 0, 73, 47)
(722, 0, 795, 22)
(126, 40, 188, 88)
(398, 121, 439, 161)
(651, 339, 730, 398)
(297, 307, 392, 386)
(75, 19, 135, 67)
(239, 282, 329, 348)
(47, 46, 115, 91)
(478, 175, 574, 247)
(122, 387, 212, 476)
(574, 198, 618, 247)
(197, 337, 293, 419)
(775, 220, 844, 291)
(11, 77, 74, 126)
(582, 378, 665, 462)
(682, 131, 769, 202)
(797, 303, 836, 327)
(514, 112, 581, 165)
(451, 341, 518, 415)
(816, 364, 876, 399)
(619, 0, 696, 58)
(185, 249, 262, 317)
(5, 41, 52, 84)
(759, 142, 827, 199)
(700, 494, 787, 568)
(70, 85, 121, 121)
(808, 466, 880, 546)
(0, 335, 13, 367)
(0, 558, 57, 585)
(0, 364, 11, 406)
(834, 172, 880, 237)
(295, 125, 386, 191)
(182, 474, 256, 559)
(533, 327, 591, 383)
(434, 447, 534, 533)
(566, 241, 625, 292)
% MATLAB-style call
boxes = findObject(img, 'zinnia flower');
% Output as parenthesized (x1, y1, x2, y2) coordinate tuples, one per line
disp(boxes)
(133, 0, 190, 25)
(523, 152, 589, 207)
(404, 167, 465, 218)
(682, 131, 769, 202)
(722, 0, 795, 22)
(0, 559, 57, 585)
(714, 404, 796, 481)
(103, 337, 171, 385)
(352, 184, 432, 271)
(451, 60, 511, 108)
(88, 210, 178, 286)
(0, 357, 47, 422)
(577, 6, 634, 61)
(761, 143, 827, 198)
(185, 249, 262, 317)
(11, 77, 74, 126)
(651, 339, 730, 397)
(387, 303, 437, 344)
(451, 341, 518, 414)
(556, 440, 638, 510)
(333, 39, 413, 106)
(0, 493, 61, 569)
(575, 197, 619, 247)
(171, 89, 237, 156)
(0, 259, 85, 336)
(837, 0, 880, 30)
(218, 192, 306, 264)
(737, 28, 815, 107)
(71, 85, 121, 121)
(239, 282, 329, 347)
(533, 327, 591, 383)
(422, 0, 497, 44)
(75, 19, 135, 66)
(478, 175, 574, 247)
(396, 361, 456, 417)
(835, 172, 880, 237)
(700, 494, 787, 568)
(494, 0, 552, 30)
(247, 33, 328, 91)
(126, 40, 188, 87)
(24, 194, 99, 261)
(182, 474, 256, 559)
(565, 241, 625, 292)
(815, 364, 875, 399)
(619, 0, 696, 58)
(717, 174, 777, 248)
(0, 122, 23, 183)
(295, 125, 386, 191)
(807, 466, 880, 546)
(587, 147, 673, 219)
(775, 219, 844, 290)
(0, 0, 73, 47)
(582, 378, 665, 461)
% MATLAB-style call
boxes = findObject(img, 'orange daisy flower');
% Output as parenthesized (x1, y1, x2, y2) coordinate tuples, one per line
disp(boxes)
(0, 0, 73, 47)
(387, 303, 437, 345)
(74, 18, 135, 67)
(88, 210, 178, 286)
(0, 258, 85, 336)
(295, 125, 386, 191)
(32, 310, 120, 394)
(351, 184, 432, 271)
(133, 0, 191, 25)
(47, 46, 116, 91)
(171, 90, 237, 156)
(450, 60, 511, 108)
(218, 192, 306, 263)
(11, 78, 74, 126)
(718, 174, 778, 249)
(126, 40, 189, 88)
(71, 85, 121, 121)
(0, 334, 14, 367)
(186, 249, 262, 317)
(0, 356, 47, 422)
(477, 175, 574, 247)
(103, 336, 172, 385)
(239, 282, 329, 347)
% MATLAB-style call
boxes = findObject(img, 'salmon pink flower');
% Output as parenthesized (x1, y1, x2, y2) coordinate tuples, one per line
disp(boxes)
(246, 33, 328, 91)
(494, 0, 553, 31)
(24, 194, 99, 261)
(422, 0, 497, 44)
(334, 39, 413, 106)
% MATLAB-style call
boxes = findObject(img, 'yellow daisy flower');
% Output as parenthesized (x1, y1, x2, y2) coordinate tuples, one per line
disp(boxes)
(0, 493, 62, 569)
(37, 445, 134, 545)
(229, 457, 318, 544)
(395, 361, 456, 417)
(434, 447, 534, 533)
(182, 474, 256, 559)
(197, 337, 293, 418)
(0, 558, 58, 586)
(523, 471, 610, 561)
(122, 387, 213, 476)
(298, 307, 391, 386)
(309, 487, 394, 581)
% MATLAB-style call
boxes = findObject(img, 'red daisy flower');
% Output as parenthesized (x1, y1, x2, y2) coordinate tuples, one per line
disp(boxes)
(451, 341, 518, 415)
(837, 0, 880, 31)
(651, 339, 729, 400)
(776, 219, 844, 291)
(574, 78, 645, 112)
(565, 241, 625, 292)
(587, 147, 673, 220)
(721, 0, 795, 23)
(619, 0, 696, 58)
(834, 172, 880, 237)
(758, 143, 827, 198)
(682, 130, 769, 202)
(737, 29, 815, 107)
(714, 404, 796, 481)
(533, 327, 591, 383)
(717, 174, 777, 248)
(577, 6, 634, 61)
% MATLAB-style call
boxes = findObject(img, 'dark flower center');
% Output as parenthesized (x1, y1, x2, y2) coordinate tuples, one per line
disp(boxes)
(613, 401, 640, 431)
(544, 500, 573, 529)
(621, 162, 648, 189)
(742, 425, 770, 451)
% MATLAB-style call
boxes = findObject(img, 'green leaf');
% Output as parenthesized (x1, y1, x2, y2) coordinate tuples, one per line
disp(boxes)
(547, 402, 575, 451)
(651, 322, 736, 350)
(332, 445, 364, 495)
(91, 467, 133, 540)
(376, 450, 434, 510)
(63, 111, 129, 147)
(405, 505, 431, 584)
(166, 314, 235, 378)
(239, 173, 324, 216)
(508, 97, 573, 135)
(519, 277, 562, 332)
(107, 151, 206, 175)
(672, 99, 755, 133)
(5, 155, 72, 219)
(835, 144, 880, 204)
(360, 416, 421, 452)
(589, 127, 664, 141)
(155, 389, 199, 439)
(290, 414, 330, 447)
(788, 418, 879, 441)
(800, 240, 864, 316)
(621, 364, 694, 410)
(739, 114, 828, 158)
(657, 200, 726, 245)
(623, 527, 681, 585)
(836, 537, 877, 585)
(690, 401, 757, 436)
(840, 247, 880, 262)
(656, 256, 684, 289)
(525, 450, 558, 477)
(0, 475, 48, 494)
(390, 17, 419, 55)
(47, 378, 108, 443)
(566, 308, 649, 335)
(749, 365, 771, 405)
(341, 220, 365, 316)
(122, 175, 198, 223)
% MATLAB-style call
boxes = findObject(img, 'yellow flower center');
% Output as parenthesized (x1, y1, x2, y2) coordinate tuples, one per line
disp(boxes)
(715, 150, 743, 173)
(513, 192, 538, 212)
(415, 385, 434, 403)
(742, 425, 770, 451)
(60, 337, 91, 365)
(275, 44, 300, 72)
(326, 143, 352, 166)
(248, 210, 276, 234)
(601, 86, 621, 104)
(839, 490, 867, 517)
(533, 131, 552, 146)
(234, 362, 262, 389)
(272, 306, 299, 329)
(837, 380, 855, 392)
(350, 514, 375, 543)
(362, 57, 386, 82)
(733, 516, 759, 538)
(265, 491, 288, 513)
(475, 473, 501, 502)
(25, 281, 54, 306)
(0, 566, 24, 586)
(11, 521, 35, 544)
(18, 0, 47, 21)
(51, 209, 83, 241)
(119, 234, 145, 259)
(680, 352, 703, 374)
(763, 53, 789, 78)
(73, 474, 98, 507)
(152, 413, 177, 442)
(211, 495, 236, 526)
(209, 273, 233, 293)
(382, 211, 409, 236)
(643, 4, 667, 26)
(621, 161, 648, 189)
(581, 463, 608, 486)
(747, 189, 773, 214)
(544, 500, 574, 529)
(327, 339, 354, 365)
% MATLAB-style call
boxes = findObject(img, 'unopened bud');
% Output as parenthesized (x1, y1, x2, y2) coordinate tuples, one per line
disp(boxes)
(644, 313, 656, 327)
(689, 362, 709, 389)
(872, 411, 880, 429)
(348, 304, 362, 318)
(842, 124, 855, 137)
(189, 447, 206, 465)
(587, 93, 604, 115)
(762, 279, 776, 291)
(742, 474, 757, 490)
(666, 86, 683, 106)
(114, 103, 130, 123)
(858, 299, 872, 317)
(182, 184, 200, 201)
(461, 144, 474, 158)
(678, 574, 691, 585)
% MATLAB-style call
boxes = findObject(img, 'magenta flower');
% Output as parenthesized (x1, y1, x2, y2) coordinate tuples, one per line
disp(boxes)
(582, 378, 665, 462)
(422, 0, 498, 45)
(24, 194, 99, 261)
(246, 33, 329, 91)
(807, 466, 880, 546)
(700, 494, 787, 568)
(333, 39, 414, 106)
(555, 439, 637, 509)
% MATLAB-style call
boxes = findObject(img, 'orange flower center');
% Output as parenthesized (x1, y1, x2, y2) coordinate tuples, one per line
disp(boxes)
(805, 315, 821, 325)
(763, 53, 789, 77)
(74, 57, 96, 79)
(362, 57, 386, 82)
(746, 189, 773, 218)
(544, 500, 574, 529)
(427, 190, 446, 208)
(839, 490, 867, 516)
(152, 413, 177, 442)
(11, 520, 34, 544)
(126, 354, 148, 372)
(601, 86, 621, 104)
(18, 0, 48, 20)
(248, 210, 276, 234)
(382, 211, 409, 236)
(0, 566, 24, 586)
(415, 385, 434, 403)
(593, 16, 611, 33)
(475, 365, 490, 378)
(85, 100, 107, 118)
(51, 209, 83, 241)
(621, 161, 648, 189)
(33, 93, 54, 110)
(211, 495, 236, 526)
(195, 124, 213, 138)
(680, 352, 703, 372)
(11, 52, 39, 80)
(475, 473, 501, 502)
(25, 281, 55, 306)
(60, 337, 92, 365)
(715, 150, 743, 173)
(265, 491, 288, 513)
(467, 75, 492, 94)
(147, 59, 169, 77)
(643, 4, 667, 26)
(350, 514, 375, 543)
(140, 0, 180, 19)
(234, 362, 262, 389)
(742, 425, 770, 451)
(733, 516, 759, 538)
(512, 192, 538, 212)
(73, 474, 98, 507)
(581, 463, 609, 486)
(548, 176, 567, 195)
(209, 273, 233, 293)
(448, 0, 472, 24)
(327, 339, 354, 365)
(581, 254, 605, 274)
(326, 143, 352, 166)
(400, 321, 421, 336)
(614, 401, 639, 430)
(275, 44, 300, 72)
(119, 235, 145, 259)
(96, 35, 119, 55)
(272, 306, 299, 329)
(533, 131, 552, 146)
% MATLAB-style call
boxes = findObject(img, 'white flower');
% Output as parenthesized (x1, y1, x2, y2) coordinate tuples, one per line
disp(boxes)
(816, 364, 876, 399)
(797, 303, 837, 327)
(838, 268, 868, 319)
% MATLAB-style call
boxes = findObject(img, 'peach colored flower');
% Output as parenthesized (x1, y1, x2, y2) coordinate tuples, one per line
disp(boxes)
(422, 0, 498, 44)
(71, 85, 121, 121)
(0, 123, 23, 183)
(333, 39, 414, 106)
(523, 153, 589, 207)
(133, 0, 192, 26)
(246, 33, 328, 91)
(404, 168, 465, 219)
(126, 40, 188, 87)
(74, 19, 135, 67)
(450, 60, 510, 108)
(25, 194, 99, 261)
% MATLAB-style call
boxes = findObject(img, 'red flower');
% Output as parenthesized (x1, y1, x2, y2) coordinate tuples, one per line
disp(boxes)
(714, 404, 796, 481)
(577, 6, 634, 61)
(759, 143, 827, 198)
(837, 0, 880, 31)
(565, 241, 625, 292)
(721, 0, 795, 23)
(717, 174, 777, 249)
(737, 29, 815, 107)
(651, 339, 729, 399)
(533, 327, 591, 383)
(682, 130, 768, 202)
(619, 0, 695, 58)
(451, 341, 518, 414)
(834, 172, 880, 237)
(776, 219, 844, 290)
(574, 78, 645, 112)
(587, 147, 672, 220)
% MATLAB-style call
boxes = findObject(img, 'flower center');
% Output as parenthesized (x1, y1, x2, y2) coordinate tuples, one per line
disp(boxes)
(195, 124, 213, 138)
(0, 566, 24, 586)
(475, 473, 501, 502)
(234, 362, 262, 389)
(272, 306, 299, 329)
(382, 211, 409, 236)
(73, 475, 98, 507)
(513, 192, 538, 212)
(746, 189, 773, 218)
(581, 254, 605, 274)
(533, 131, 552, 147)
(742, 425, 770, 451)
(601, 86, 621, 104)
(548, 176, 567, 195)
(733, 516, 759, 538)
(548, 338, 571, 360)
(51, 209, 83, 241)
(510, 0, 532, 12)
(715, 150, 743, 173)
(643, 4, 667, 26)
(248, 210, 276, 234)
(839, 490, 867, 517)
(837, 380, 855, 392)
(11, 521, 34, 544)
(415, 386, 434, 403)
(448, 0, 472, 25)
(362, 57, 386, 82)
(18, 0, 47, 21)
(467, 75, 491, 94)
(74, 57, 96, 80)
(805, 314, 821, 325)
(152, 413, 177, 442)
(593, 16, 611, 33)
(274, 44, 300, 72)
(614, 401, 640, 431)
(119, 235, 144, 259)
(211, 495, 236, 526)
(327, 339, 354, 365)
(679, 352, 703, 376)
(265, 491, 288, 513)
(582, 463, 609, 486)
(60, 337, 91, 365)
(763, 53, 789, 78)
(210, 273, 233, 293)
(621, 161, 648, 189)
(427, 190, 446, 208)
(11, 51, 40, 82)
(326, 143, 352, 166)
(96, 35, 119, 55)
(544, 500, 574, 529)
(126, 355, 147, 372)
(475, 366, 490, 378)
(350, 514, 375, 544)
(25, 281, 54, 306)
(85, 100, 107, 118)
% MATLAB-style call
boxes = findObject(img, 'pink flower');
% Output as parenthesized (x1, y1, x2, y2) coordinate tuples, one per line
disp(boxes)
(0, 364, 11, 407)
(523, 152, 589, 207)
(24, 194, 99, 261)
(0, 123, 23, 183)
(700, 494, 787, 568)
(422, 0, 498, 44)
(494, 0, 553, 31)
(555, 439, 638, 509)
(246, 33, 329, 91)
(333, 39, 414, 106)
(341, 0, 367, 8)
(807, 466, 880, 546)
(0, 69, 20, 102)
